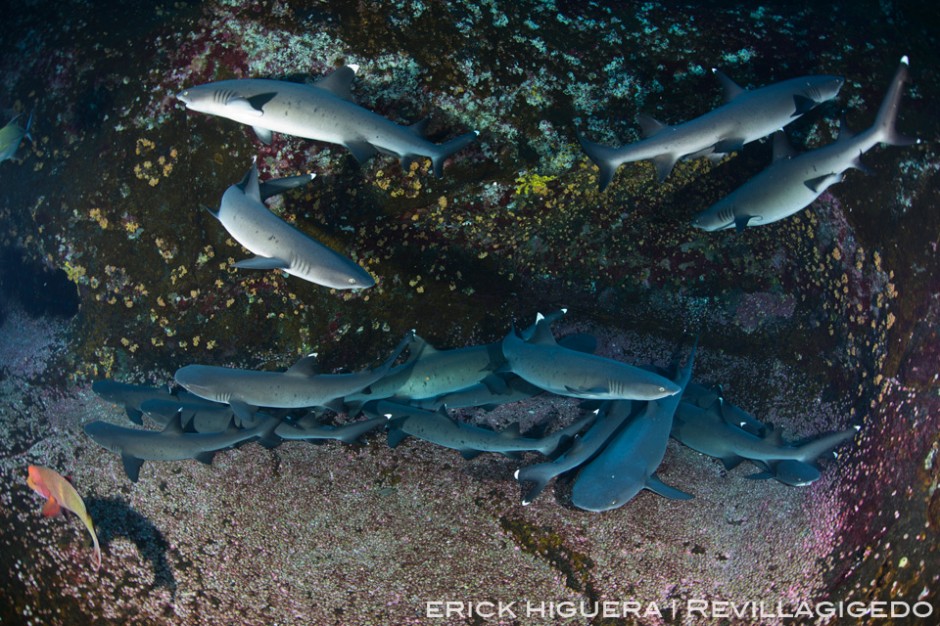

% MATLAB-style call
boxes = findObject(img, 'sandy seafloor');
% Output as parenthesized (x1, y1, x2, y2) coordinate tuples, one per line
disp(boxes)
(1, 1, 939, 625)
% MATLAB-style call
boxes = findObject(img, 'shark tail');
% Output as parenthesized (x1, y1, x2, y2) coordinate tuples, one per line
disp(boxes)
(577, 134, 622, 191)
(430, 131, 479, 177)
(514, 466, 552, 505)
(871, 56, 919, 147)
(793, 427, 857, 464)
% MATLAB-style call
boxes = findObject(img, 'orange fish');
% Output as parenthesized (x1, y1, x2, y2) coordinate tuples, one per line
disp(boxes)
(26, 465, 101, 570)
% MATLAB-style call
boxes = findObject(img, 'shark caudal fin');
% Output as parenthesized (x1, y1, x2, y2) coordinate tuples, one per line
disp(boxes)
(514, 466, 552, 506)
(871, 56, 920, 147)
(430, 131, 478, 177)
(793, 426, 858, 464)
(577, 134, 623, 191)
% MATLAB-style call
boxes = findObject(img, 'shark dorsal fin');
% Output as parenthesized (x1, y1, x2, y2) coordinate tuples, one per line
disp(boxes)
(162, 409, 186, 435)
(237, 164, 262, 202)
(286, 354, 319, 377)
(713, 68, 745, 102)
(409, 117, 431, 136)
(636, 113, 668, 138)
(314, 65, 357, 101)
(765, 424, 785, 446)
(528, 315, 558, 346)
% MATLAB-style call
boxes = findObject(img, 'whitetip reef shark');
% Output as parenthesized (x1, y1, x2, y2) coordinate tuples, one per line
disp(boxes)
(373, 400, 596, 459)
(570, 341, 697, 512)
(177, 65, 478, 177)
(174, 331, 415, 420)
(693, 55, 919, 231)
(84, 412, 282, 482)
(275, 415, 387, 444)
(501, 313, 680, 401)
(578, 69, 843, 189)
(207, 162, 375, 290)
(670, 399, 858, 485)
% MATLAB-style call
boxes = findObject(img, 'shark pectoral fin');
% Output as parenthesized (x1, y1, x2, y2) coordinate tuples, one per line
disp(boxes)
(229, 400, 257, 423)
(745, 470, 773, 480)
(652, 154, 678, 182)
(387, 428, 409, 448)
(252, 126, 274, 145)
(565, 385, 607, 396)
(734, 215, 757, 232)
(713, 138, 745, 154)
(805, 173, 842, 193)
(125, 407, 144, 425)
(201, 204, 222, 220)
(122, 455, 144, 483)
(232, 256, 290, 271)
(400, 155, 415, 172)
(460, 449, 483, 460)
(194, 451, 215, 465)
(226, 94, 274, 117)
(792, 94, 817, 116)
(344, 140, 378, 164)
(646, 475, 694, 500)
(481, 374, 509, 395)
(314, 66, 357, 101)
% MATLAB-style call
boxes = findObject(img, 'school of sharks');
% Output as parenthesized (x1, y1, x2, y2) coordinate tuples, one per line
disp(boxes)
(14, 50, 915, 561)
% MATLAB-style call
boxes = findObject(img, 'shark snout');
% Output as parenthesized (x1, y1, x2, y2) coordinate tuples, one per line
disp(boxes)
(176, 90, 192, 106)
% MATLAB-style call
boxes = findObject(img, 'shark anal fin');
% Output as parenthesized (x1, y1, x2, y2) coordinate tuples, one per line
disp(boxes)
(460, 449, 483, 460)
(344, 140, 378, 164)
(720, 455, 744, 470)
(122, 455, 144, 483)
(646, 474, 693, 500)
(252, 126, 274, 145)
(233, 256, 290, 271)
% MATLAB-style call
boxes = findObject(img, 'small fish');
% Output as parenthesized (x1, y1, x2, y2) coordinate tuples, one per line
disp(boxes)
(26, 465, 101, 570)
(0, 111, 33, 162)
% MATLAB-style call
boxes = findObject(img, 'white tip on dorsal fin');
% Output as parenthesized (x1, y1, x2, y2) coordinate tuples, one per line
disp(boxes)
(513, 469, 520, 479)
(384, 413, 393, 419)
(536, 312, 545, 323)
(900, 55, 909, 66)
(348, 63, 360, 73)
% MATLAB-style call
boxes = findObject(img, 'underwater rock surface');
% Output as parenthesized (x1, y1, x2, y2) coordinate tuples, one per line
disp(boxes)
(1, 0, 938, 624)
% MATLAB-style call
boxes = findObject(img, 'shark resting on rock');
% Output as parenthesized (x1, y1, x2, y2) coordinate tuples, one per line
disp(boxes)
(174, 331, 416, 420)
(178, 65, 478, 177)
